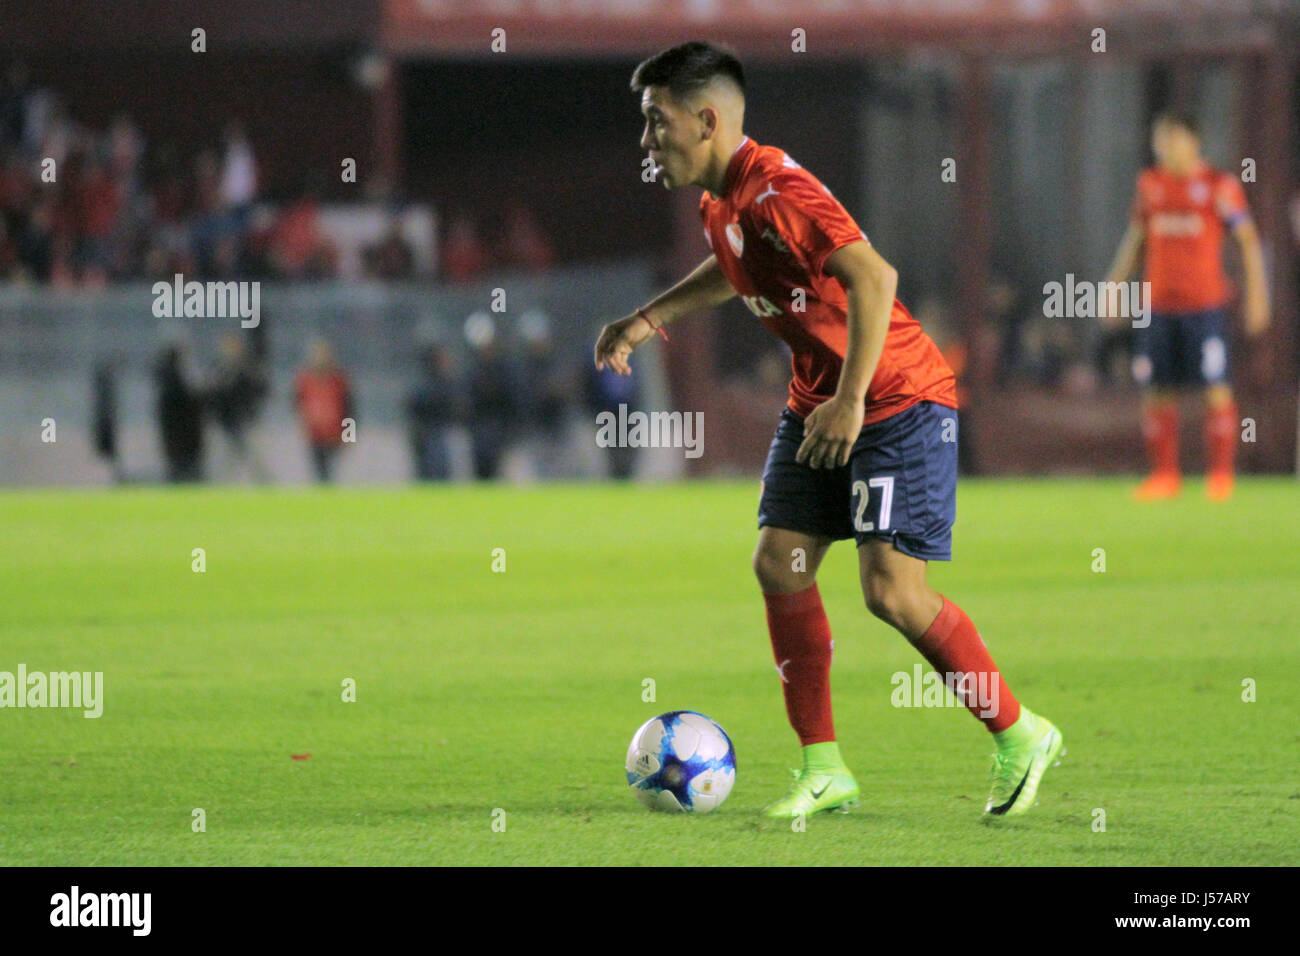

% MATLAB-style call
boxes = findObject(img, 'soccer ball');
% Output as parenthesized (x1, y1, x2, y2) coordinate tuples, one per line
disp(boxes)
(625, 710, 736, 813)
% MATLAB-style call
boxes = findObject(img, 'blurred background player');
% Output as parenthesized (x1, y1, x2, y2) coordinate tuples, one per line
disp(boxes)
(585, 356, 640, 480)
(154, 336, 205, 483)
(518, 310, 578, 480)
(464, 313, 520, 481)
(1104, 111, 1270, 501)
(293, 338, 353, 483)
(596, 42, 1063, 820)
(405, 341, 464, 482)
(207, 331, 270, 483)
(91, 355, 123, 483)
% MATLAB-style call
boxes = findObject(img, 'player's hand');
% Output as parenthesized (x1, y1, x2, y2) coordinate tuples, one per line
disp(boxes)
(594, 313, 656, 376)
(1098, 276, 1127, 330)
(1244, 296, 1270, 338)
(1099, 311, 1127, 331)
(796, 395, 864, 470)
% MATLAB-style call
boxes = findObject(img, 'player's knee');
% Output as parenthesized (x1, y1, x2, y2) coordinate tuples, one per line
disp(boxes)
(752, 544, 803, 594)
(1206, 383, 1234, 409)
(861, 573, 907, 628)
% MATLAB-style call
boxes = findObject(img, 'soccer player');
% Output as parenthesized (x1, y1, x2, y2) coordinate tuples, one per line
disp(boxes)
(594, 42, 1062, 819)
(1104, 110, 1270, 501)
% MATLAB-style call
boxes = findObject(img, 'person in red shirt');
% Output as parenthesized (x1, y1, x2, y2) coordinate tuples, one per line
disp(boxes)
(595, 42, 1061, 820)
(294, 339, 353, 483)
(1105, 111, 1270, 501)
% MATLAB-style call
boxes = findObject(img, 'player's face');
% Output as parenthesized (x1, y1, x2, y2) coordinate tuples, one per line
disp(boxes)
(1152, 122, 1199, 170)
(640, 87, 705, 190)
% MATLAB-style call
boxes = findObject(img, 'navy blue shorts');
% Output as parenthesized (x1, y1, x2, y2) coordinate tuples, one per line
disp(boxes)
(757, 401, 959, 561)
(1133, 308, 1230, 388)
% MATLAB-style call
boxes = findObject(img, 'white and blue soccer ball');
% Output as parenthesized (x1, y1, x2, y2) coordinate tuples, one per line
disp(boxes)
(625, 710, 736, 813)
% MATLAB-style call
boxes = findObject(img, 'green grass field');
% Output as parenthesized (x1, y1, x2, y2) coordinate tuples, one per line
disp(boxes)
(1, 478, 1297, 866)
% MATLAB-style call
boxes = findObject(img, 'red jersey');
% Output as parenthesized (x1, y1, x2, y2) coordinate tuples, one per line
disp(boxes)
(294, 368, 351, 446)
(1131, 162, 1250, 314)
(699, 137, 956, 423)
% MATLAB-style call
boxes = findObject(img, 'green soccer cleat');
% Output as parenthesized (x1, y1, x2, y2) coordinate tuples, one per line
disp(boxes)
(762, 767, 860, 819)
(983, 708, 1064, 818)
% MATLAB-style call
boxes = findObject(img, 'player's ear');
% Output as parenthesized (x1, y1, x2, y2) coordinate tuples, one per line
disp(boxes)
(697, 105, 718, 141)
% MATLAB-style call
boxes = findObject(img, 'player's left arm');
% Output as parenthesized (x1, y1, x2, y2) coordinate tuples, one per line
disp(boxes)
(1232, 217, 1270, 337)
(1219, 174, 1269, 337)
(796, 240, 896, 470)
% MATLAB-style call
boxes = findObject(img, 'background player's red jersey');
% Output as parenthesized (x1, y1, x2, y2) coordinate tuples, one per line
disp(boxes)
(700, 137, 956, 425)
(1131, 162, 1250, 314)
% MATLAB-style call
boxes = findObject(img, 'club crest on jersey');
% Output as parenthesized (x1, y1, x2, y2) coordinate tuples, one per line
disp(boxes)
(726, 222, 744, 257)
(1188, 180, 1210, 204)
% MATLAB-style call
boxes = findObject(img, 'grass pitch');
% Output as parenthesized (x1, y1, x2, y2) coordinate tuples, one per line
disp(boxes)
(1, 477, 1297, 865)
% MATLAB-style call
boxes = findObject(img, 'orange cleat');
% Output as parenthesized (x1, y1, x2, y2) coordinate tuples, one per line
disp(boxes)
(1134, 471, 1182, 501)
(1206, 471, 1234, 502)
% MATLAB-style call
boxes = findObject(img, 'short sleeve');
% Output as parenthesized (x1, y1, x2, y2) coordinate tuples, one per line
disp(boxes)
(753, 175, 867, 279)
(1215, 173, 1249, 228)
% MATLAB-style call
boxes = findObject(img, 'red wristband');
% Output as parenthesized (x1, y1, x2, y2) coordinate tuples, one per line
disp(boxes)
(637, 308, 670, 342)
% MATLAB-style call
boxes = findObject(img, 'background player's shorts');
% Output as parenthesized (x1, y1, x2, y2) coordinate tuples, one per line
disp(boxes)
(758, 400, 958, 561)
(1132, 308, 1230, 388)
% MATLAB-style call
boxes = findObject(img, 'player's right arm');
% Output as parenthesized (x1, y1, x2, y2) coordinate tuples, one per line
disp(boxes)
(1101, 220, 1145, 328)
(594, 253, 735, 375)
(1105, 221, 1145, 286)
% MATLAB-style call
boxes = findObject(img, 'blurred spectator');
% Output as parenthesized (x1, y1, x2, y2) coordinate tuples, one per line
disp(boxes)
(191, 149, 233, 277)
(440, 213, 486, 283)
(0, 216, 21, 279)
(270, 180, 337, 279)
(155, 339, 205, 482)
(586, 360, 638, 481)
(1020, 312, 1070, 386)
(219, 120, 258, 227)
(91, 357, 123, 483)
(15, 196, 54, 282)
(988, 276, 1028, 381)
(143, 144, 194, 278)
(0, 81, 437, 287)
(293, 339, 353, 483)
(72, 154, 119, 286)
(363, 218, 415, 279)
(518, 311, 576, 478)
(107, 114, 144, 200)
(496, 200, 555, 273)
(0, 62, 33, 148)
(406, 343, 464, 481)
(465, 314, 518, 479)
(207, 331, 270, 482)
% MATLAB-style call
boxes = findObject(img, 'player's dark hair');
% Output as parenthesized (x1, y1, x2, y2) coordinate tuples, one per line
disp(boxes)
(1153, 109, 1199, 137)
(630, 41, 745, 103)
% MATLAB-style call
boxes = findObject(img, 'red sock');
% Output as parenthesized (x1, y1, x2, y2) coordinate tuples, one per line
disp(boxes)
(1205, 400, 1238, 476)
(1142, 402, 1180, 476)
(911, 597, 1021, 733)
(763, 585, 835, 745)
